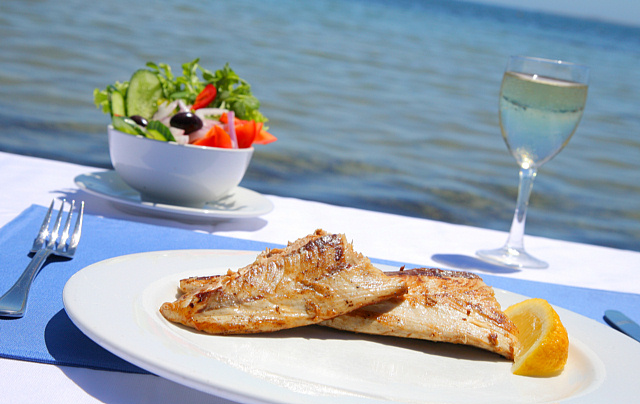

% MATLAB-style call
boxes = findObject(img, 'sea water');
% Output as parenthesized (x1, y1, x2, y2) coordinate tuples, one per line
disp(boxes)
(1, 0, 639, 251)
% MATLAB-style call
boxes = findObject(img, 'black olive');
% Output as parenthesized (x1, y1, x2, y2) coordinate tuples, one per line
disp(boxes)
(129, 115, 148, 127)
(170, 112, 203, 134)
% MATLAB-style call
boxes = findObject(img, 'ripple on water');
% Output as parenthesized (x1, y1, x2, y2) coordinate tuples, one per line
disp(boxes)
(0, 0, 639, 251)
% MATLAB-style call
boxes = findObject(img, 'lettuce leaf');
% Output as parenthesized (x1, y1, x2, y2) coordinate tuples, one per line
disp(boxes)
(94, 59, 267, 124)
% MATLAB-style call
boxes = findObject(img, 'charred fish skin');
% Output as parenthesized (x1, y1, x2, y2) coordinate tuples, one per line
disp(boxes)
(160, 229, 407, 335)
(321, 268, 519, 360)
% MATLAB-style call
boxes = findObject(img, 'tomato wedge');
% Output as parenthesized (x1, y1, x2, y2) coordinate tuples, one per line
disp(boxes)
(253, 127, 277, 145)
(235, 120, 258, 148)
(192, 84, 217, 110)
(192, 125, 232, 148)
(219, 113, 277, 147)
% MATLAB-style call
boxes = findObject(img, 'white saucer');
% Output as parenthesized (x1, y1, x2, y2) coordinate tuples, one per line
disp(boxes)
(75, 171, 273, 221)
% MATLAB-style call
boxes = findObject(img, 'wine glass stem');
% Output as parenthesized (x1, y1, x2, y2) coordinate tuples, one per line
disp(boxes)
(505, 167, 538, 251)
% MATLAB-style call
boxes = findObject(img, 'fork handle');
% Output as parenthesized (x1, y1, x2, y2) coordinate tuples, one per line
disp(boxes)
(0, 249, 52, 318)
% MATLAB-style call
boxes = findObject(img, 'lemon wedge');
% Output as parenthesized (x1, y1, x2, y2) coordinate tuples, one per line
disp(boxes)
(505, 298, 569, 376)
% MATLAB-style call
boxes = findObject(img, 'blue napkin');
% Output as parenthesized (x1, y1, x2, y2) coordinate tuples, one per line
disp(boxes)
(1, 205, 638, 375)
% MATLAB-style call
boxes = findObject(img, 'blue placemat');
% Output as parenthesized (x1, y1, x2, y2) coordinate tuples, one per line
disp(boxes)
(1, 204, 638, 375)
(0, 204, 281, 374)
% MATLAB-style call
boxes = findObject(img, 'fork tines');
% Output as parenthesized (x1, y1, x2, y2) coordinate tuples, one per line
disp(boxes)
(39, 199, 84, 255)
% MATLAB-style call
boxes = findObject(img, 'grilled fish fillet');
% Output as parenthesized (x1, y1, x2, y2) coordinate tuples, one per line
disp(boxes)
(321, 268, 519, 359)
(160, 229, 408, 334)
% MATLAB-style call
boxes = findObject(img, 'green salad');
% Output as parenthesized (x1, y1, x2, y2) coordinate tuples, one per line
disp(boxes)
(94, 59, 275, 148)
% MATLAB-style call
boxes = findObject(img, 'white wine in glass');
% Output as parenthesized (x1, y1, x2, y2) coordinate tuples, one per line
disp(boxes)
(477, 56, 589, 269)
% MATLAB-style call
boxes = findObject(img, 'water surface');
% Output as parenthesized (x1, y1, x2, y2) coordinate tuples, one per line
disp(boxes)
(1, 0, 639, 251)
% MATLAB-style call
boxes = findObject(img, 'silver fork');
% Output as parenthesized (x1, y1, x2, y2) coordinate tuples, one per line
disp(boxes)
(0, 199, 84, 318)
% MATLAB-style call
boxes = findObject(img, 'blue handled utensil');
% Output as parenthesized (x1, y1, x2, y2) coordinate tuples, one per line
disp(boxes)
(604, 310, 640, 343)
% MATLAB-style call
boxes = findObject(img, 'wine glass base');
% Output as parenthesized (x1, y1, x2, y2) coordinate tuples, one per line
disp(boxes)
(476, 246, 549, 269)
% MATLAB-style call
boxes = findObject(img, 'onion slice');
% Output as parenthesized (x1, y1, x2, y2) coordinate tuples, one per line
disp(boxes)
(194, 108, 228, 121)
(177, 99, 190, 113)
(227, 110, 238, 149)
(153, 100, 178, 121)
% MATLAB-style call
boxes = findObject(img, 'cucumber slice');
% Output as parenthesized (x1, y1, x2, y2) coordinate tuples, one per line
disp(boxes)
(109, 87, 126, 117)
(112, 116, 145, 136)
(126, 69, 162, 120)
(146, 120, 176, 142)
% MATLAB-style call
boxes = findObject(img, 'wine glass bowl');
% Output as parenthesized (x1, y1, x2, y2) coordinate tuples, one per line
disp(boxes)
(477, 56, 589, 269)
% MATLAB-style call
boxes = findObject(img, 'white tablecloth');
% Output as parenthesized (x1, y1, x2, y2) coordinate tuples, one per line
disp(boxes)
(1, 151, 639, 403)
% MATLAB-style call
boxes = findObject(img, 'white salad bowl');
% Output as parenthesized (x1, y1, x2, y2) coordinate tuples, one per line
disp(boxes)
(108, 125, 254, 207)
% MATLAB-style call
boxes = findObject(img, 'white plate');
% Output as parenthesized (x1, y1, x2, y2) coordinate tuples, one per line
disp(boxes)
(74, 171, 273, 221)
(63, 250, 638, 404)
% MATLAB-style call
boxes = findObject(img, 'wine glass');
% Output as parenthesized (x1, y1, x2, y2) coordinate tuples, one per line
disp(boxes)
(477, 55, 589, 269)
